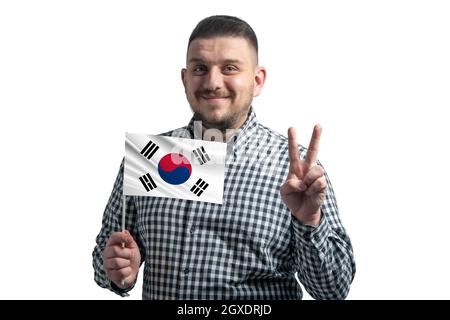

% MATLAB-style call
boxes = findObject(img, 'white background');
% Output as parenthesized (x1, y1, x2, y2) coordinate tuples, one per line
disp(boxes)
(1, 0, 449, 299)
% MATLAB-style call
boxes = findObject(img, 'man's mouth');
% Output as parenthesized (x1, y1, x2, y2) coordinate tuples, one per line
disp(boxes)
(199, 95, 231, 106)
(201, 95, 229, 100)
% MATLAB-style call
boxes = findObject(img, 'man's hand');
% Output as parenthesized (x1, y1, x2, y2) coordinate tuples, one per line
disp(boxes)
(280, 125, 326, 226)
(102, 230, 141, 289)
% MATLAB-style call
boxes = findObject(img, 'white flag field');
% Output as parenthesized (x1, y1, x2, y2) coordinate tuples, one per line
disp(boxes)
(124, 133, 227, 204)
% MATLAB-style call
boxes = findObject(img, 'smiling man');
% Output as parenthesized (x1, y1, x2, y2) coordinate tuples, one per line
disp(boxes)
(93, 15, 356, 300)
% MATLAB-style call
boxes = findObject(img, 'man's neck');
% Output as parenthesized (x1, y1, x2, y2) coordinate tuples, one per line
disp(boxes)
(193, 122, 240, 143)
(193, 109, 251, 143)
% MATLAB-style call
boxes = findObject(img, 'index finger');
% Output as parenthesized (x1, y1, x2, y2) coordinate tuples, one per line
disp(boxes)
(305, 124, 322, 168)
(106, 231, 134, 248)
(288, 127, 301, 164)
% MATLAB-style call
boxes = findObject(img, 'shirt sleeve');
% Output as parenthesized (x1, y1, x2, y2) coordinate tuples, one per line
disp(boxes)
(92, 159, 144, 297)
(291, 161, 356, 300)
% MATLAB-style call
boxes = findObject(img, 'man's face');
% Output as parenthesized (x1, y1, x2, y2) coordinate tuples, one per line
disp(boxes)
(182, 36, 266, 131)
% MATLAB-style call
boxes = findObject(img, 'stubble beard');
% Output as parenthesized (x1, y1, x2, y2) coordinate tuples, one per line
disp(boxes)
(191, 104, 252, 133)
(190, 91, 253, 132)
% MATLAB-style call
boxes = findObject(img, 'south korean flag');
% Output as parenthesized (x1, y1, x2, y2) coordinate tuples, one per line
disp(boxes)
(124, 133, 227, 204)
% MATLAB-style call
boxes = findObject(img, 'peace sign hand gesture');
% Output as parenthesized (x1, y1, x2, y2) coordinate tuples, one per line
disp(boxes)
(280, 125, 326, 226)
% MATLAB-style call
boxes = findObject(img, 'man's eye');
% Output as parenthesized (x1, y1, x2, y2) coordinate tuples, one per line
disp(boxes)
(224, 65, 238, 72)
(193, 65, 207, 74)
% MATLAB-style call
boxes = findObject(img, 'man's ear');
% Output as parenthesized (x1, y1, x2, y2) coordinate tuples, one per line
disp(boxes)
(181, 68, 187, 88)
(253, 67, 266, 97)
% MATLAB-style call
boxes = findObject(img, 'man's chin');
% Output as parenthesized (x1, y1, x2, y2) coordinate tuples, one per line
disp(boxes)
(192, 112, 230, 130)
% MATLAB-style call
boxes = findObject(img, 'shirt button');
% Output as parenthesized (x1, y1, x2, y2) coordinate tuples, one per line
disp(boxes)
(184, 268, 189, 274)
(190, 227, 195, 234)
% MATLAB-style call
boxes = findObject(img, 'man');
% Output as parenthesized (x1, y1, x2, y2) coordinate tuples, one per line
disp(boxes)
(93, 15, 355, 299)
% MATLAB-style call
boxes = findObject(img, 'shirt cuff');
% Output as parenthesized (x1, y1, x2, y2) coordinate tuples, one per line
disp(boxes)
(108, 279, 136, 297)
(291, 214, 331, 250)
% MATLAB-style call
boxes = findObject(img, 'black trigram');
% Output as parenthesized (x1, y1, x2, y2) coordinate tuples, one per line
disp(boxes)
(140, 140, 159, 160)
(193, 146, 211, 165)
(190, 178, 209, 196)
(139, 173, 157, 192)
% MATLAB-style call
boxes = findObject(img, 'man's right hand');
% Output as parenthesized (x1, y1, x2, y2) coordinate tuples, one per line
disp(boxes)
(102, 230, 141, 289)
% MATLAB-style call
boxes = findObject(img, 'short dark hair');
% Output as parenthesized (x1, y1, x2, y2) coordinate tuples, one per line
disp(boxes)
(188, 15, 258, 58)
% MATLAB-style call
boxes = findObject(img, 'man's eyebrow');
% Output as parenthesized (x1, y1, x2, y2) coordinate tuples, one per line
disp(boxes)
(187, 58, 243, 64)
(187, 58, 204, 64)
(222, 59, 243, 64)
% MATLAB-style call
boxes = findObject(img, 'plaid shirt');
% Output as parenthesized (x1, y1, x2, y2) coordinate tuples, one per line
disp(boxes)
(92, 109, 355, 299)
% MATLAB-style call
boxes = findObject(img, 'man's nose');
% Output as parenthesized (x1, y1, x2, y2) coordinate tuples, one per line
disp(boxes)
(203, 67, 223, 91)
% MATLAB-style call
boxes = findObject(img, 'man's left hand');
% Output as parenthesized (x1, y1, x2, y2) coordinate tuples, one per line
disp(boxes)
(280, 125, 326, 226)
